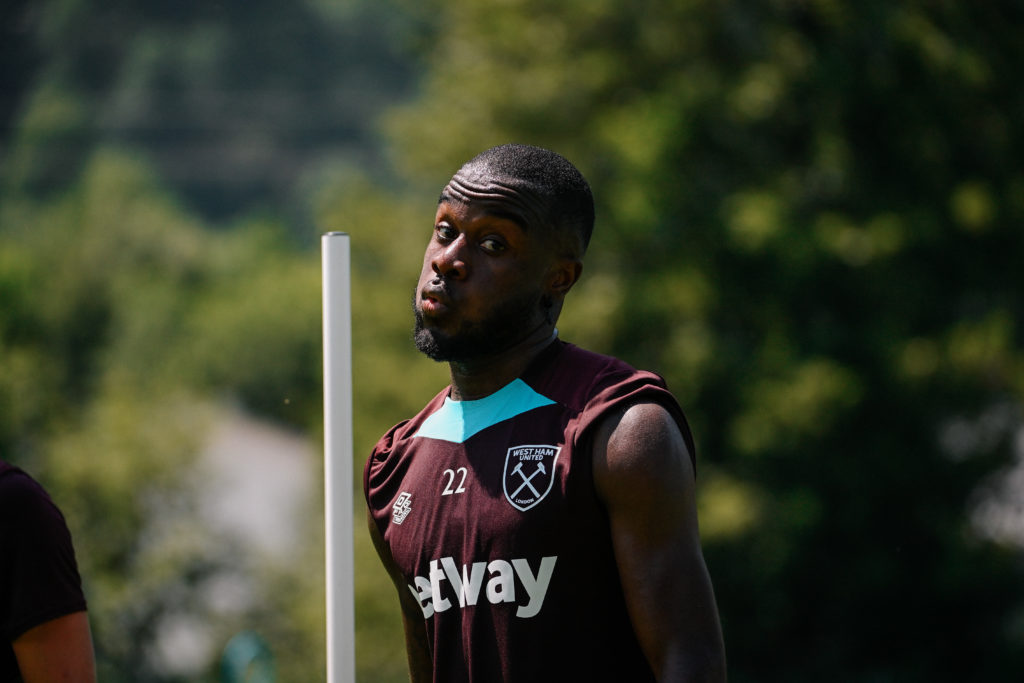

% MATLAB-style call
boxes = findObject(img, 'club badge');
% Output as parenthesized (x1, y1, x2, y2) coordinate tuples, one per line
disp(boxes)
(392, 491, 413, 525)
(503, 444, 560, 511)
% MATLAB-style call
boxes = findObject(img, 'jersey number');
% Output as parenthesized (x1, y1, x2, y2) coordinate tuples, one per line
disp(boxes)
(442, 467, 467, 495)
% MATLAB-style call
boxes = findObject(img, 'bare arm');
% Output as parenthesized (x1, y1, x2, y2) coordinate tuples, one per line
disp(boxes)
(366, 509, 433, 682)
(12, 611, 96, 683)
(593, 402, 726, 682)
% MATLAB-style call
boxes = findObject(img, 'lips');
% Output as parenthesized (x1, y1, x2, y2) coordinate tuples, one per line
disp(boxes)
(419, 283, 452, 316)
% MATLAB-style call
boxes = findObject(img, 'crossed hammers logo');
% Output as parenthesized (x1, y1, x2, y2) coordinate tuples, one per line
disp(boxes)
(504, 445, 560, 511)
(509, 460, 546, 499)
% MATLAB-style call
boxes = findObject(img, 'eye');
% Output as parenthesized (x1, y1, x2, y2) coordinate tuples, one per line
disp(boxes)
(435, 224, 457, 242)
(480, 237, 507, 254)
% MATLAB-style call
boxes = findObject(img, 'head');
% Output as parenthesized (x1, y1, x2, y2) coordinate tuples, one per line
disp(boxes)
(413, 144, 594, 362)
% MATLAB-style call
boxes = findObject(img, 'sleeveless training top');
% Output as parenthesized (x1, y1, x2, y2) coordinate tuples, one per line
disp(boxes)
(364, 340, 694, 683)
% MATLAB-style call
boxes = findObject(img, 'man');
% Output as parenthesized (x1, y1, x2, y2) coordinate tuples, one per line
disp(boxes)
(0, 460, 96, 683)
(364, 143, 726, 682)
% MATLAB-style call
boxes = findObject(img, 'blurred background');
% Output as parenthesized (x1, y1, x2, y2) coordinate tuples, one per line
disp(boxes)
(2, 0, 1022, 680)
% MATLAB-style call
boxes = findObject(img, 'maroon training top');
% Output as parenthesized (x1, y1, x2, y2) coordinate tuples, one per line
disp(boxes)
(365, 340, 694, 682)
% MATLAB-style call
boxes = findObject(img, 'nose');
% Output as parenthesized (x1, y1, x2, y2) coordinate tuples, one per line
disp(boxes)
(431, 235, 468, 280)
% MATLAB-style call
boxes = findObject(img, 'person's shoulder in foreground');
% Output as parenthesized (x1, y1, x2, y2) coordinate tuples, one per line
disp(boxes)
(0, 460, 97, 683)
(363, 143, 726, 682)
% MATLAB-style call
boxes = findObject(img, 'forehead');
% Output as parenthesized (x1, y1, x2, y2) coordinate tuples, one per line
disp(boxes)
(439, 167, 548, 231)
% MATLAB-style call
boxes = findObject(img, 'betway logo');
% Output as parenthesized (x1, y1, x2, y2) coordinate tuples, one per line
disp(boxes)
(408, 556, 557, 619)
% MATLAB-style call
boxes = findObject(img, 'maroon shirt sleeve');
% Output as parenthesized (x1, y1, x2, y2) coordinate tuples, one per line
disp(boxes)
(0, 463, 88, 642)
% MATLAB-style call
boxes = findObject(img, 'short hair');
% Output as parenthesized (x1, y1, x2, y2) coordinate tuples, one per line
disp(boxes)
(454, 144, 595, 257)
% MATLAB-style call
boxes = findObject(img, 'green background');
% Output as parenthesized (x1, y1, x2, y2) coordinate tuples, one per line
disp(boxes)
(2, 0, 1022, 680)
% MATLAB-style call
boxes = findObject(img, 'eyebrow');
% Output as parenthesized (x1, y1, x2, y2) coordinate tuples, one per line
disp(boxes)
(437, 190, 464, 205)
(437, 191, 529, 232)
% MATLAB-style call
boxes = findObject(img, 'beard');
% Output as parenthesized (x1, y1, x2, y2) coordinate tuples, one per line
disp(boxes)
(413, 286, 546, 362)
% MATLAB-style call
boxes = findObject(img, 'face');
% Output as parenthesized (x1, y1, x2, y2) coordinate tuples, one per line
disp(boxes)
(412, 172, 572, 362)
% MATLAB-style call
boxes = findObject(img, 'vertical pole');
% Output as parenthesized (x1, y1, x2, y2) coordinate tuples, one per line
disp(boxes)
(322, 232, 354, 683)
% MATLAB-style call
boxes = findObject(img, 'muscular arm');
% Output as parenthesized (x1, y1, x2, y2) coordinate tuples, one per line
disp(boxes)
(593, 402, 726, 682)
(366, 509, 433, 683)
(12, 611, 96, 683)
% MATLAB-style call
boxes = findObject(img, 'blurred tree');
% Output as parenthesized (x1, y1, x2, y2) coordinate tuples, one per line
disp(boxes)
(0, 148, 328, 681)
(1, 0, 426, 672)
(4, 0, 1024, 680)
(1, 0, 418, 225)
(0, 0, 427, 677)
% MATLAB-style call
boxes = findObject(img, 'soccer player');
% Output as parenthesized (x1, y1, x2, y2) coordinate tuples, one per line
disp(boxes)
(364, 144, 726, 682)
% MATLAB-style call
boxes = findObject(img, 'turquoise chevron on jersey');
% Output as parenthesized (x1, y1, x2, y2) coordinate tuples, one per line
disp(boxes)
(364, 339, 695, 683)
(415, 379, 557, 443)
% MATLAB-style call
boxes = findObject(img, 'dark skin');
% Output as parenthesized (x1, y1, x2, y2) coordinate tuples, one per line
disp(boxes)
(369, 168, 727, 682)
(12, 611, 97, 683)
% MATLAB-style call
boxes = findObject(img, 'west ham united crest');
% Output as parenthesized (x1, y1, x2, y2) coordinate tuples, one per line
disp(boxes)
(503, 444, 560, 511)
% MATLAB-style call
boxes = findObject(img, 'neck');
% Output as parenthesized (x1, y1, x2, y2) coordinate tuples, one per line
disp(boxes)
(447, 326, 557, 401)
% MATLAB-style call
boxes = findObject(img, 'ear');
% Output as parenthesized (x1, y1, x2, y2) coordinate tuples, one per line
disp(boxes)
(546, 258, 583, 299)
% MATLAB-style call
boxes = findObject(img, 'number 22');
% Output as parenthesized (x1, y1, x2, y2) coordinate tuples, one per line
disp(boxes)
(442, 467, 467, 495)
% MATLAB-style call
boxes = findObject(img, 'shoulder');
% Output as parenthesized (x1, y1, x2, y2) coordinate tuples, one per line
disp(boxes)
(0, 464, 61, 522)
(363, 388, 449, 495)
(542, 341, 637, 391)
(0, 464, 85, 626)
(371, 388, 450, 456)
(592, 402, 696, 509)
(543, 342, 696, 465)
(534, 341, 670, 412)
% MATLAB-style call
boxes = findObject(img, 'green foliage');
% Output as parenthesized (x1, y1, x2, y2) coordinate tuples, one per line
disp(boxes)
(3, 0, 1024, 680)
(0, 147, 328, 679)
(1, 0, 418, 222)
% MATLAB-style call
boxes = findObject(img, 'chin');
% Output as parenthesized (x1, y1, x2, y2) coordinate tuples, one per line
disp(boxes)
(413, 317, 456, 362)
(413, 324, 493, 363)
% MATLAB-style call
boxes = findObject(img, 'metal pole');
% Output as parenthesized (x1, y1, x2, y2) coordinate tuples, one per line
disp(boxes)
(322, 232, 354, 683)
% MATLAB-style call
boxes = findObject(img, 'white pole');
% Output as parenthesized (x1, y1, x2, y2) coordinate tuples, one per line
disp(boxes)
(322, 232, 355, 683)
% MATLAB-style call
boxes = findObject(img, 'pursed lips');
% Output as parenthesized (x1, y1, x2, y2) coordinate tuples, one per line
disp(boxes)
(420, 282, 453, 315)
